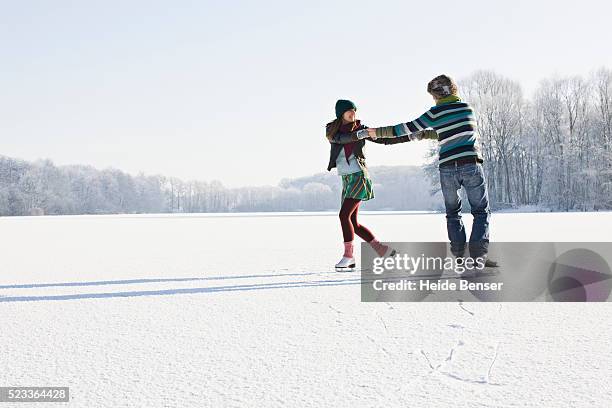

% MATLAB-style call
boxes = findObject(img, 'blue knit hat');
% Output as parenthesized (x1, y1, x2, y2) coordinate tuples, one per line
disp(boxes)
(335, 99, 356, 119)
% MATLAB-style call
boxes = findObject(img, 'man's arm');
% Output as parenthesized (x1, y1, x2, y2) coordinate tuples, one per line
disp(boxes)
(368, 111, 438, 141)
(369, 127, 438, 141)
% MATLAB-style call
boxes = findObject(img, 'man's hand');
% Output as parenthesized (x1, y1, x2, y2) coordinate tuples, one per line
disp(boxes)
(408, 129, 438, 141)
(422, 129, 438, 140)
(367, 128, 378, 140)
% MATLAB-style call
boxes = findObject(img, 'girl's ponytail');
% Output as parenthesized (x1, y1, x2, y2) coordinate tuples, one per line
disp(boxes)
(325, 118, 343, 142)
(326, 118, 358, 141)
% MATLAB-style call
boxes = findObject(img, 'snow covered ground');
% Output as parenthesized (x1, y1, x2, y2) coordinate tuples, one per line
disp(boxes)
(1, 212, 611, 407)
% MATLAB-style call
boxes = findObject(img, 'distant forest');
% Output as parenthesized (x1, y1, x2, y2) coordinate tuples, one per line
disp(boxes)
(2, 68, 611, 216)
(0, 157, 440, 216)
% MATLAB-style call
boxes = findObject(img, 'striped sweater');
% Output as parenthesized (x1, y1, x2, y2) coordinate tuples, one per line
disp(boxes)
(384, 97, 482, 165)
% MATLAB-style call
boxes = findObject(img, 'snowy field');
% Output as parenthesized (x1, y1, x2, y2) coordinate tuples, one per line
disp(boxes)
(1, 211, 611, 407)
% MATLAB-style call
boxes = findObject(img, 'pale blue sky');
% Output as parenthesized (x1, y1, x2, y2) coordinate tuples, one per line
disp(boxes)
(1, 0, 611, 187)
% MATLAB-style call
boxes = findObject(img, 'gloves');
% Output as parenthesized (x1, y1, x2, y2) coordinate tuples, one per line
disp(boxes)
(409, 129, 438, 141)
(356, 129, 369, 140)
(421, 129, 438, 140)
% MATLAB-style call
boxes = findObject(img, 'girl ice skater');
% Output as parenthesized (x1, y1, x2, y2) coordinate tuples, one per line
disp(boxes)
(326, 99, 435, 270)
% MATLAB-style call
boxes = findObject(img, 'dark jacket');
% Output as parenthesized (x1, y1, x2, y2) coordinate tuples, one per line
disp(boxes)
(326, 123, 413, 172)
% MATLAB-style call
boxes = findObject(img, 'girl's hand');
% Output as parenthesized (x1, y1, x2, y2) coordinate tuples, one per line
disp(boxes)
(367, 128, 378, 140)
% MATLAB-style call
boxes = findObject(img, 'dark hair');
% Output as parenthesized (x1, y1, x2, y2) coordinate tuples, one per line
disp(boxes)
(427, 74, 458, 99)
(325, 118, 357, 142)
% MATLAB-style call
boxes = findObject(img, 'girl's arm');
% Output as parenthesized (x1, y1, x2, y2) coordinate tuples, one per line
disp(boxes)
(368, 135, 413, 145)
(330, 127, 371, 144)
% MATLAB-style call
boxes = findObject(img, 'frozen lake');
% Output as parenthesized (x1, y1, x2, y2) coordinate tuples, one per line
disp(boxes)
(0, 211, 611, 407)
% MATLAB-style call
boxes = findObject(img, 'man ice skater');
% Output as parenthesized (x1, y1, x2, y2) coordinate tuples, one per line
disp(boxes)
(368, 75, 496, 267)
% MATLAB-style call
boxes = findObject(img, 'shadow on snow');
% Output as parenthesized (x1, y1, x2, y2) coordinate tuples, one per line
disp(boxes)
(0, 271, 362, 303)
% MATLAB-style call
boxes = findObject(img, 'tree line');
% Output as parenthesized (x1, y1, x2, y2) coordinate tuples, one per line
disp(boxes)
(2, 68, 611, 216)
(428, 68, 612, 211)
(0, 157, 440, 216)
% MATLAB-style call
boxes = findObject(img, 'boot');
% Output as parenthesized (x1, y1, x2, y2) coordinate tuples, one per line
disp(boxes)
(335, 242, 356, 271)
(368, 239, 396, 257)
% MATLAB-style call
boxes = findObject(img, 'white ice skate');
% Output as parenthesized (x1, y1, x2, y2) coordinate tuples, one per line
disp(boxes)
(335, 256, 356, 271)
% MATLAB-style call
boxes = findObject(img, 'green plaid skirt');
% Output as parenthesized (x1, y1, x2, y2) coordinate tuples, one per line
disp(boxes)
(341, 171, 374, 202)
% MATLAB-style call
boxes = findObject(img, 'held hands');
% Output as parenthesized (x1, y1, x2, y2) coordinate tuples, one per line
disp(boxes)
(356, 128, 378, 140)
(356, 129, 370, 140)
(360, 127, 436, 141)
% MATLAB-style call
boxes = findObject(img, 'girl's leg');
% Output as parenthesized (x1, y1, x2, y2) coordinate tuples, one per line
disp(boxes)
(339, 198, 391, 260)
(350, 202, 375, 242)
(349, 201, 391, 257)
(339, 198, 361, 243)
(337, 198, 361, 263)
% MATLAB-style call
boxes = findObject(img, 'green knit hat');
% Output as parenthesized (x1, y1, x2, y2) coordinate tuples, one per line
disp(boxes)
(335, 99, 357, 119)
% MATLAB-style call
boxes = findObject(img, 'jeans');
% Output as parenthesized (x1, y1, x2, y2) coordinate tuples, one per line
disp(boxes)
(439, 162, 490, 258)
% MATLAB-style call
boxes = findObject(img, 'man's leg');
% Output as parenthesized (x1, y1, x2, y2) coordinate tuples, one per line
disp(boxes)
(462, 163, 491, 258)
(439, 167, 466, 256)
